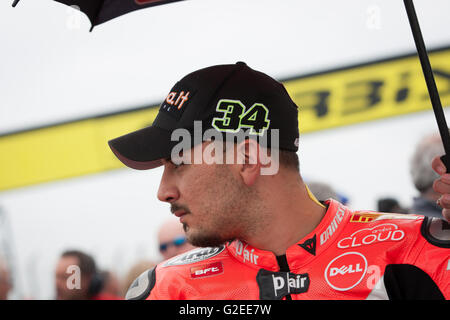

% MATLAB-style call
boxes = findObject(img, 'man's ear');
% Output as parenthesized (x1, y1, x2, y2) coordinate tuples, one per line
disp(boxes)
(236, 139, 261, 186)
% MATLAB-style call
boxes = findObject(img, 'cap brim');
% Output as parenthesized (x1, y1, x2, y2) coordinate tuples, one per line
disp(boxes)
(108, 126, 174, 170)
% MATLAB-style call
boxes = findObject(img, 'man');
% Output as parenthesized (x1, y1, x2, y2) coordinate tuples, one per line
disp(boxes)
(410, 132, 445, 217)
(109, 62, 449, 300)
(121, 260, 156, 297)
(377, 197, 409, 214)
(307, 181, 339, 203)
(0, 258, 12, 300)
(432, 155, 450, 222)
(158, 217, 195, 261)
(98, 270, 121, 297)
(55, 250, 121, 300)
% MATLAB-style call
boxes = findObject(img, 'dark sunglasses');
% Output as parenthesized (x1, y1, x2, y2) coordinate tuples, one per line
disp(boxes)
(159, 236, 187, 252)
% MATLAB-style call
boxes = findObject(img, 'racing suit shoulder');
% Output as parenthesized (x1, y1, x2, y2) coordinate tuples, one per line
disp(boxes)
(125, 267, 156, 300)
(146, 246, 229, 300)
(410, 217, 450, 298)
(125, 246, 227, 300)
(125, 244, 263, 300)
(339, 210, 425, 261)
(343, 211, 449, 299)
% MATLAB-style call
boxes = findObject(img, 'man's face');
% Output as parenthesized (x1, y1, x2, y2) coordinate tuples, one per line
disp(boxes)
(55, 256, 90, 300)
(157, 142, 261, 247)
(158, 221, 195, 260)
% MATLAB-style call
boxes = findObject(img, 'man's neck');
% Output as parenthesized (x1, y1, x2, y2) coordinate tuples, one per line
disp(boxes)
(242, 177, 327, 256)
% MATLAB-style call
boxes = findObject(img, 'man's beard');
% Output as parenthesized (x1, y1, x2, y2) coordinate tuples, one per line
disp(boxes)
(174, 165, 265, 248)
(182, 221, 236, 247)
(183, 179, 258, 247)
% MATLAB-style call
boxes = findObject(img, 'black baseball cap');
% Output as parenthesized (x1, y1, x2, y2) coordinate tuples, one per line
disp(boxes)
(108, 62, 300, 170)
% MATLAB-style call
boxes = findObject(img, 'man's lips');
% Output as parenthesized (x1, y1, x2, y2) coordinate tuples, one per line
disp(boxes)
(173, 209, 187, 218)
(171, 203, 190, 217)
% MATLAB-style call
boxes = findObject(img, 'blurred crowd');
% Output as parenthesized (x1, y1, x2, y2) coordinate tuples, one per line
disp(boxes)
(308, 130, 443, 217)
(0, 131, 444, 300)
(0, 217, 194, 300)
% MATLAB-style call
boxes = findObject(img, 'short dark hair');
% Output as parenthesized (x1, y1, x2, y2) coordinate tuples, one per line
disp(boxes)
(217, 140, 300, 172)
(61, 250, 97, 276)
(377, 198, 399, 212)
(279, 150, 300, 172)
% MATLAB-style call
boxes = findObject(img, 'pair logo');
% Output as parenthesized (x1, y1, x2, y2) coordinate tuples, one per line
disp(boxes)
(256, 269, 310, 300)
(234, 240, 259, 265)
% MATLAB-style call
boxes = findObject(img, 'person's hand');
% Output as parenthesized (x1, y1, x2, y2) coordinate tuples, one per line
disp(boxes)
(432, 155, 450, 222)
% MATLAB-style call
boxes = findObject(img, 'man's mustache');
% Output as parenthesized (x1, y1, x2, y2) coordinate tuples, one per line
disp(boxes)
(170, 203, 191, 215)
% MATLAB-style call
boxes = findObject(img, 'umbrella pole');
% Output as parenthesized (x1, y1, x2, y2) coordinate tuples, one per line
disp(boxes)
(12, 0, 20, 7)
(403, 0, 450, 171)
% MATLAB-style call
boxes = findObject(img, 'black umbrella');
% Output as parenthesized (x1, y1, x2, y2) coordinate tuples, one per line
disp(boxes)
(12, 0, 185, 31)
(403, 0, 450, 172)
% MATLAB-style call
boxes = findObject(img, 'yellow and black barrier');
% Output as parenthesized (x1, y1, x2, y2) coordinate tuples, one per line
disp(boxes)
(1, 46, 450, 191)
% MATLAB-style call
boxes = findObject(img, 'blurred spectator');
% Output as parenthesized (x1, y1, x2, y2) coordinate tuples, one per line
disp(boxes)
(55, 250, 121, 300)
(99, 270, 121, 297)
(121, 260, 156, 297)
(120, 218, 196, 297)
(336, 193, 349, 206)
(307, 181, 338, 202)
(410, 132, 444, 218)
(307, 181, 349, 205)
(0, 258, 12, 300)
(377, 197, 409, 213)
(158, 217, 195, 261)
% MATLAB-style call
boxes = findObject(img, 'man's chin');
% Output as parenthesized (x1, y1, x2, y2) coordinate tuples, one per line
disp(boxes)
(185, 228, 233, 248)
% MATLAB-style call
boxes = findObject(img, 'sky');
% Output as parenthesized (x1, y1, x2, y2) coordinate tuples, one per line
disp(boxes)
(0, 0, 449, 299)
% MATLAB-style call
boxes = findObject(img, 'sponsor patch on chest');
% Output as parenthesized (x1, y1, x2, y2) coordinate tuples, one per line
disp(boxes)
(256, 269, 310, 300)
(163, 246, 225, 267)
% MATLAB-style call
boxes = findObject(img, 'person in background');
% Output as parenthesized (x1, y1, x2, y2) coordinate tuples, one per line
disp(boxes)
(120, 218, 195, 297)
(98, 270, 121, 297)
(121, 260, 156, 298)
(0, 258, 12, 300)
(377, 197, 409, 213)
(410, 132, 444, 218)
(157, 217, 196, 261)
(306, 181, 338, 202)
(307, 181, 349, 206)
(55, 250, 121, 300)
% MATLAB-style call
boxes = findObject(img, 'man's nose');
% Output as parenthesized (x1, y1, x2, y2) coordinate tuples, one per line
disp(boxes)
(157, 166, 180, 203)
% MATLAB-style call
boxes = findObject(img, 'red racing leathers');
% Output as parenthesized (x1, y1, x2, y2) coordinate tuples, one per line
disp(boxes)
(126, 199, 450, 300)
